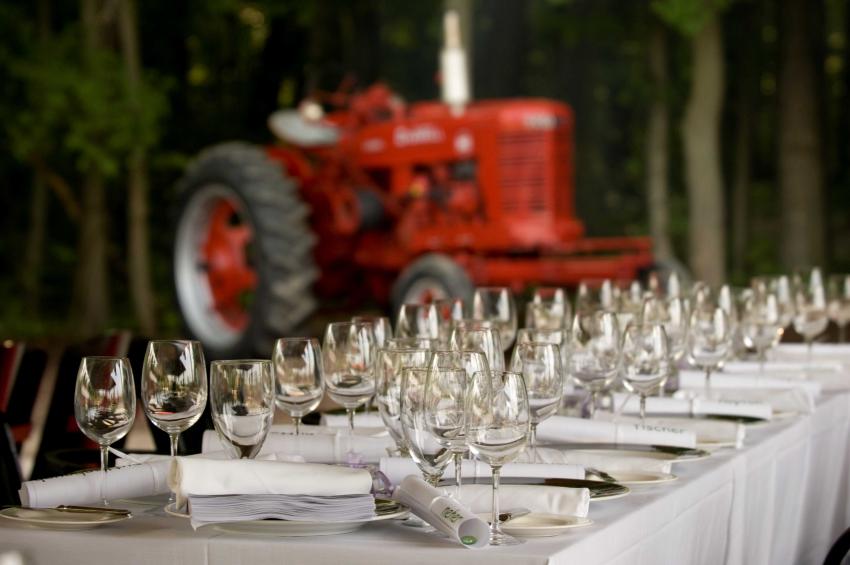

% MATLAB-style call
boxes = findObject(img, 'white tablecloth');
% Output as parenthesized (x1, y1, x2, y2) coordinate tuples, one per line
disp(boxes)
(2, 392, 849, 565)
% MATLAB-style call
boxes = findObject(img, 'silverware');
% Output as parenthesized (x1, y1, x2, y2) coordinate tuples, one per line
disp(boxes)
(497, 507, 530, 523)
(55, 505, 132, 517)
(585, 467, 618, 483)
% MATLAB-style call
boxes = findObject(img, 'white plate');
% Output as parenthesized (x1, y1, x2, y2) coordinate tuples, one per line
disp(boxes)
(210, 507, 409, 537)
(609, 471, 677, 486)
(0, 507, 131, 530)
(479, 513, 592, 537)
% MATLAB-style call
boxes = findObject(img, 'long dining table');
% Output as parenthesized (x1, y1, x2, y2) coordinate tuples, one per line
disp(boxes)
(1, 389, 849, 565)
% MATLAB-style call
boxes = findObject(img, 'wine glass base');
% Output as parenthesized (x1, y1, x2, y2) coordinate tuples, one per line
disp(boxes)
(489, 529, 524, 546)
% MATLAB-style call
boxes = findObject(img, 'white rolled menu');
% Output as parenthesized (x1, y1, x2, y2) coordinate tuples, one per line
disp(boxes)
(321, 412, 385, 428)
(454, 483, 590, 518)
(678, 371, 822, 396)
(20, 459, 171, 508)
(169, 457, 373, 508)
(675, 387, 815, 415)
(201, 427, 394, 463)
(530, 447, 673, 474)
(612, 393, 772, 421)
(536, 415, 697, 448)
(393, 476, 490, 549)
(378, 458, 584, 485)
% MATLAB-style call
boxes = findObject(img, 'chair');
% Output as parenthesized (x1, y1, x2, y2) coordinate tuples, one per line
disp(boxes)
(824, 528, 850, 565)
(5, 347, 48, 447)
(0, 412, 22, 506)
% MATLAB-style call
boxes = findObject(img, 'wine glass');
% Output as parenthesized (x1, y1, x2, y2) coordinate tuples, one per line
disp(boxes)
(827, 275, 850, 342)
(396, 303, 439, 339)
(793, 270, 829, 362)
(141, 340, 207, 504)
(400, 367, 452, 485)
(322, 321, 377, 430)
(687, 306, 731, 396)
(374, 347, 432, 455)
(465, 370, 530, 546)
(433, 298, 465, 344)
(621, 323, 670, 421)
(741, 288, 783, 372)
(599, 279, 620, 310)
(424, 366, 469, 497)
(74, 356, 136, 505)
(526, 287, 571, 330)
(352, 316, 393, 348)
(641, 296, 689, 388)
(472, 287, 517, 351)
(210, 360, 275, 459)
(385, 336, 439, 350)
(774, 275, 795, 329)
(567, 311, 621, 417)
(616, 281, 644, 329)
(272, 338, 324, 435)
(516, 327, 569, 384)
(450, 327, 505, 371)
(509, 342, 563, 461)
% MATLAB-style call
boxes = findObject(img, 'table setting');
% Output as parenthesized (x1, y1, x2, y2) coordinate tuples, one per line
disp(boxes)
(2, 271, 850, 564)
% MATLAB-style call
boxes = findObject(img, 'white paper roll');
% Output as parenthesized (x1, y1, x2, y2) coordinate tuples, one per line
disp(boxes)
(536, 415, 696, 448)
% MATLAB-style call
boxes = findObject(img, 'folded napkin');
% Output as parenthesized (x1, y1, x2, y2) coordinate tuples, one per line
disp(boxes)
(169, 458, 373, 508)
(201, 427, 394, 463)
(19, 460, 171, 508)
(321, 412, 385, 428)
(675, 387, 814, 415)
(393, 476, 489, 548)
(678, 371, 822, 396)
(722, 361, 849, 392)
(593, 414, 745, 448)
(378, 457, 584, 485)
(612, 393, 772, 421)
(528, 447, 673, 474)
(453, 483, 590, 518)
(536, 415, 697, 449)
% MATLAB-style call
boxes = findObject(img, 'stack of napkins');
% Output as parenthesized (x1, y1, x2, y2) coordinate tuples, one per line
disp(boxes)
(169, 458, 374, 529)
(536, 415, 697, 448)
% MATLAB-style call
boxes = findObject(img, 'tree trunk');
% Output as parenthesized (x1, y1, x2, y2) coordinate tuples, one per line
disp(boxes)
(682, 17, 726, 286)
(731, 92, 751, 277)
(646, 22, 673, 264)
(778, 0, 824, 269)
(117, 0, 156, 335)
(71, 0, 110, 335)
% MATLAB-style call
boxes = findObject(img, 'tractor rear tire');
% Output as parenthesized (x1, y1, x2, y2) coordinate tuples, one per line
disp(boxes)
(173, 142, 318, 358)
(390, 254, 474, 313)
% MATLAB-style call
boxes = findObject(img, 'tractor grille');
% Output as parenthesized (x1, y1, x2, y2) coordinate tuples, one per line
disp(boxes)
(499, 127, 571, 216)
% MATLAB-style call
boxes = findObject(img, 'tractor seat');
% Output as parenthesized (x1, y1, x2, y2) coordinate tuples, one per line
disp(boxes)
(268, 110, 340, 147)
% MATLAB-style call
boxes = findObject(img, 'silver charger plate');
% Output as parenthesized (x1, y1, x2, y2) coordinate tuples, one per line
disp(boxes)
(0, 507, 131, 530)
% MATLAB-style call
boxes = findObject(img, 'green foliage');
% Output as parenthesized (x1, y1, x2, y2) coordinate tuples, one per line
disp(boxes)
(652, 0, 731, 36)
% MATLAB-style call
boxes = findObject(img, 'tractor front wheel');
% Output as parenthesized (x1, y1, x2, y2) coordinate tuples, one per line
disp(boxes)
(390, 254, 474, 312)
(173, 142, 317, 358)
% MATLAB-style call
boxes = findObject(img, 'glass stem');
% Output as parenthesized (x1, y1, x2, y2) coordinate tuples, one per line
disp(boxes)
(758, 346, 766, 373)
(294, 417, 301, 436)
(348, 408, 356, 431)
(530, 423, 538, 463)
(589, 391, 598, 419)
(840, 324, 847, 344)
(807, 338, 813, 365)
(639, 394, 647, 422)
(705, 367, 712, 398)
(100, 445, 109, 506)
(167, 432, 179, 505)
(490, 465, 502, 538)
(453, 452, 463, 498)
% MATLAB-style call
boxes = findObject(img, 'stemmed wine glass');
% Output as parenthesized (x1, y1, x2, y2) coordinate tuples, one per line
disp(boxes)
(322, 321, 377, 430)
(396, 304, 439, 339)
(433, 298, 465, 344)
(210, 360, 275, 459)
(352, 316, 393, 349)
(641, 296, 689, 391)
(621, 323, 670, 421)
(793, 270, 829, 362)
(272, 338, 324, 435)
(74, 356, 136, 505)
(465, 370, 530, 546)
(827, 275, 850, 343)
(526, 287, 571, 330)
(450, 327, 504, 371)
(385, 336, 439, 350)
(374, 347, 432, 455)
(424, 366, 469, 497)
(567, 311, 621, 417)
(516, 328, 568, 386)
(509, 342, 563, 461)
(472, 287, 517, 351)
(400, 367, 452, 485)
(687, 306, 731, 396)
(141, 340, 207, 458)
(741, 283, 783, 371)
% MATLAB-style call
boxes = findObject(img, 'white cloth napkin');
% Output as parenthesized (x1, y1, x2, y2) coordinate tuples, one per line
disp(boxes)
(594, 413, 745, 448)
(529, 447, 673, 474)
(721, 361, 850, 392)
(612, 393, 772, 420)
(536, 415, 697, 448)
(321, 413, 385, 428)
(168, 458, 372, 508)
(678, 370, 822, 396)
(393, 476, 489, 548)
(378, 458, 584, 485)
(675, 387, 814, 415)
(453, 483, 590, 518)
(201, 427, 394, 463)
(19, 460, 171, 508)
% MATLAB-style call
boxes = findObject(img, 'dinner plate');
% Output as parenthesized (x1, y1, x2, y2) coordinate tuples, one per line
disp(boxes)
(452, 476, 630, 502)
(477, 513, 592, 537)
(210, 505, 409, 537)
(0, 507, 132, 530)
(608, 471, 677, 486)
(548, 443, 711, 463)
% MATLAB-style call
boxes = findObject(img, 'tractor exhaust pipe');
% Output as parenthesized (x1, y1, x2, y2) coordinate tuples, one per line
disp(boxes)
(441, 10, 470, 115)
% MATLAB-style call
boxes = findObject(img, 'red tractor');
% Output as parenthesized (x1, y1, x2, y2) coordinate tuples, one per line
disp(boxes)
(173, 14, 653, 358)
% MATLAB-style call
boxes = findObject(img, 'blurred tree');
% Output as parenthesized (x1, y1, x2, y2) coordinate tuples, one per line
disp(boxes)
(654, 0, 730, 286)
(779, 0, 825, 269)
